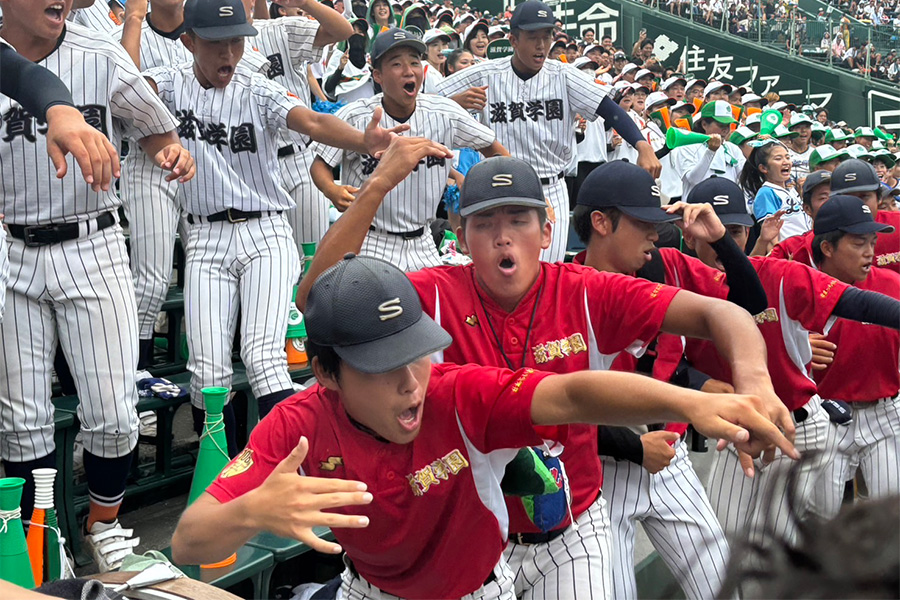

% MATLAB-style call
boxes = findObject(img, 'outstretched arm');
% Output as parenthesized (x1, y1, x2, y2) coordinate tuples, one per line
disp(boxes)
(287, 105, 409, 156)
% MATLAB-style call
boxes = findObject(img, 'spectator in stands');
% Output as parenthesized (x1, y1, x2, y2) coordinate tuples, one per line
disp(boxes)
(444, 47, 474, 76)
(582, 27, 596, 45)
(632, 32, 654, 63)
(816, 108, 830, 126)
(685, 79, 706, 103)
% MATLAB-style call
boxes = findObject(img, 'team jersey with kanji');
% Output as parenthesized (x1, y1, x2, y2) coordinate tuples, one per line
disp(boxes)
(312, 94, 496, 232)
(770, 211, 900, 274)
(207, 363, 560, 599)
(0, 23, 177, 225)
(684, 256, 849, 411)
(407, 262, 680, 533)
(144, 64, 305, 215)
(434, 57, 610, 178)
(813, 266, 900, 401)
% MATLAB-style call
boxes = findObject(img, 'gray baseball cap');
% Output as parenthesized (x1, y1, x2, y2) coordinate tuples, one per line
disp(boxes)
(830, 159, 882, 194)
(371, 28, 427, 63)
(305, 254, 452, 374)
(459, 157, 547, 217)
(184, 0, 257, 40)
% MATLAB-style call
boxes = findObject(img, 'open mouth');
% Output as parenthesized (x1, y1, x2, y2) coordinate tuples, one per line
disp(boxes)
(498, 256, 517, 276)
(218, 65, 234, 77)
(402, 81, 417, 95)
(45, 3, 65, 22)
(398, 404, 422, 433)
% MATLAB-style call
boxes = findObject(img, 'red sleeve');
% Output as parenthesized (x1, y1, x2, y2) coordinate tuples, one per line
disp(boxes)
(780, 260, 849, 334)
(583, 270, 680, 355)
(769, 242, 790, 260)
(407, 268, 438, 318)
(206, 406, 300, 504)
(660, 249, 728, 299)
(450, 365, 562, 453)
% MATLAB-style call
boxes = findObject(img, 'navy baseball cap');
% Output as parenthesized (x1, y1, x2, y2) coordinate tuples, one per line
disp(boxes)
(686, 177, 754, 227)
(813, 195, 895, 236)
(510, 1, 556, 31)
(371, 28, 427, 62)
(576, 161, 679, 223)
(459, 157, 547, 217)
(802, 170, 831, 204)
(183, 0, 257, 40)
(830, 159, 882, 194)
(305, 254, 452, 374)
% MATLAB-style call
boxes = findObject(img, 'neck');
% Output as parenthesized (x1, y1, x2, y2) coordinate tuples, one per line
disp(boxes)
(583, 242, 624, 274)
(1, 21, 60, 62)
(791, 139, 808, 152)
(819, 260, 857, 285)
(193, 62, 213, 89)
(381, 95, 416, 120)
(474, 272, 538, 313)
(511, 53, 540, 79)
(148, 5, 184, 32)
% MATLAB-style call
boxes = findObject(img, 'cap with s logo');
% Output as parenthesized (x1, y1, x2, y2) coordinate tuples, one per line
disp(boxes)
(685, 177, 754, 226)
(370, 28, 427, 63)
(509, 0, 556, 31)
(830, 158, 882, 194)
(813, 195, 895, 235)
(576, 160, 680, 223)
(458, 156, 547, 217)
(305, 254, 452, 374)
(183, 0, 258, 40)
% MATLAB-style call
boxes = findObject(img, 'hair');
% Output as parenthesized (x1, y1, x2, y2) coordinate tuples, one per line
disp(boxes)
(445, 48, 473, 75)
(739, 142, 786, 195)
(601, 34, 612, 41)
(372, 45, 423, 71)
(269, 2, 284, 18)
(572, 205, 622, 244)
(459, 205, 548, 233)
(306, 339, 343, 380)
(718, 452, 900, 599)
(811, 230, 846, 265)
(640, 38, 654, 49)
(582, 27, 595, 36)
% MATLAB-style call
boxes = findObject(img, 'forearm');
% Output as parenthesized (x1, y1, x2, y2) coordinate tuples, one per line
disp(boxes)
(253, 0, 269, 20)
(597, 426, 644, 464)
(0, 45, 74, 119)
(290, 109, 366, 154)
(323, 67, 343, 97)
(305, 2, 354, 46)
(120, 14, 144, 68)
(308, 66, 327, 102)
(480, 140, 508, 157)
(297, 169, 388, 310)
(532, 370, 700, 426)
(171, 493, 261, 565)
(696, 301, 770, 389)
(310, 157, 338, 195)
(682, 149, 716, 187)
(832, 287, 900, 329)
(596, 97, 644, 148)
(712, 234, 768, 314)
(137, 131, 180, 162)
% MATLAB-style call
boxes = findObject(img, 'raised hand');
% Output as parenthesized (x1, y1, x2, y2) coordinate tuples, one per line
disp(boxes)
(666, 201, 728, 243)
(363, 107, 411, 156)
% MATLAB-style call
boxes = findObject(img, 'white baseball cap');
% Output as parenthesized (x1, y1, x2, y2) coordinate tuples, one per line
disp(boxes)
(685, 78, 707, 92)
(423, 28, 451, 45)
(741, 92, 767, 106)
(789, 113, 815, 128)
(634, 68, 653, 81)
(660, 76, 687, 91)
(630, 81, 651, 95)
(572, 56, 599, 71)
(487, 25, 504, 37)
(703, 81, 734, 97)
(620, 63, 639, 76)
(646, 91, 676, 110)
(583, 43, 602, 55)
(745, 112, 762, 126)
(771, 100, 797, 112)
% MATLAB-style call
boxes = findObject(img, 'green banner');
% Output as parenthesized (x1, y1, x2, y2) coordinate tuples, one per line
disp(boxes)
(487, 38, 514, 59)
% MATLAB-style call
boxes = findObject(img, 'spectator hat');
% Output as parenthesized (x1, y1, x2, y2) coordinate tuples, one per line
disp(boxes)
(809, 144, 848, 168)
(703, 81, 733, 97)
(646, 92, 676, 111)
(729, 126, 758, 145)
(789, 113, 814, 129)
(660, 76, 687, 91)
(699, 100, 737, 124)
(741, 92, 767, 107)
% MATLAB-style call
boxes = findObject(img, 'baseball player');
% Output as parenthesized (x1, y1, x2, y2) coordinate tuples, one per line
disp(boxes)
(169, 136, 798, 600)
(0, 0, 193, 571)
(310, 28, 506, 272)
(68, 0, 121, 34)
(435, 0, 661, 263)
(805, 196, 900, 518)
(769, 159, 900, 274)
(296, 136, 793, 598)
(678, 180, 900, 546)
(142, 0, 406, 423)
(569, 169, 769, 600)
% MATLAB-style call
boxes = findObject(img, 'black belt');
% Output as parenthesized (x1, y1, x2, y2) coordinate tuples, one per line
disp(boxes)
(277, 144, 296, 157)
(346, 557, 496, 586)
(8, 212, 116, 247)
(539, 171, 565, 185)
(510, 527, 568, 545)
(368, 225, 426, 239)
(187, 209, 282, 224)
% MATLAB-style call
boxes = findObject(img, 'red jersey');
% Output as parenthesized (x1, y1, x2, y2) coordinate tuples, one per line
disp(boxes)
(813, 266, 900, 401)
(684, 257, 849, 411)
(208, 363, 559, 599)
(408, 262, 680, 533)
(771, 212, 900, 274)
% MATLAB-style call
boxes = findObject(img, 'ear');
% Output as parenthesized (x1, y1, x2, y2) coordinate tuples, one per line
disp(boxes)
(758, 161, 769, 176)
(540, 220, 552, 250)
(820, 239, 836, 260)
(590, 210, 613, 238)
(180, 33, 195, 52)
(456, 223, 469, 254)
(802, 203, 813, 217)
(372, 67, 383, 86)
(311, 357, 341, 392)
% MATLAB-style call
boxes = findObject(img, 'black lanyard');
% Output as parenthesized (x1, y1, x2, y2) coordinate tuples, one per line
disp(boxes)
(473, 273, 543, 371)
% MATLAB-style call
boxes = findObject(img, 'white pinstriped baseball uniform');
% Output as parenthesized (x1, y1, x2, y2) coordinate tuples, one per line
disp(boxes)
(248, 17, 332, 252)
(435, 58, 610, 263)
(312, 94, 496, 271)
(68, 1, 120, 35)
(0, 22, 177, 461)
(145, 63, 303, 407)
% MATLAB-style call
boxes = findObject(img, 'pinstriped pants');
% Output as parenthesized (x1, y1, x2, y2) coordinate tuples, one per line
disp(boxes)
(0, 225, 139, 461)
(184, 215, 299, 408)
(360, 229, 442, 272)
(0, 224, 7, 321)
(339, 555, 516, 599)
(539, 179, 570, 264)
(602, 442, 729, 600)
(503, 494, 613, 600)
(121, 151, 181, 340)
(813, 394, 900, 519)
(283, 149, 330, 250)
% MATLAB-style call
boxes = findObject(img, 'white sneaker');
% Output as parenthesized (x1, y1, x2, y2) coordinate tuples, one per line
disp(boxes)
(84, 519, 140, 572)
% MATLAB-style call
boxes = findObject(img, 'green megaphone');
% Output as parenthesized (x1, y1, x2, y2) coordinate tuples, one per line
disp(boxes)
(188, 388, 231, 506)
(759, 109, 782, 136)
(666, 128, 711, 149)
(874, 127, 893, 142)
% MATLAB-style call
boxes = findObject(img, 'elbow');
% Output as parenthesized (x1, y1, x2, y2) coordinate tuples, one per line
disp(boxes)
(317, 23, 354, 47)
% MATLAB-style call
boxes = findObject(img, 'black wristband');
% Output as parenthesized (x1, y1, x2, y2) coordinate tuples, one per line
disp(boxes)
(710, 233, 768, 315)
(833, 286, 900, 330)
(0, 45, 75, 121)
